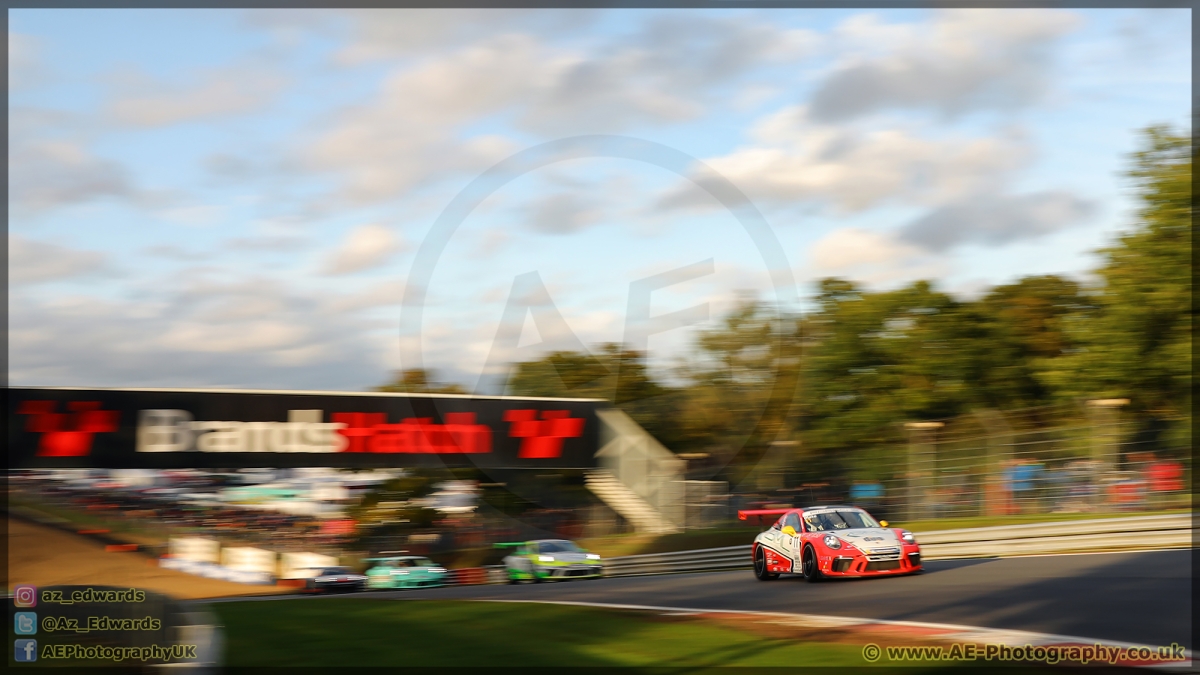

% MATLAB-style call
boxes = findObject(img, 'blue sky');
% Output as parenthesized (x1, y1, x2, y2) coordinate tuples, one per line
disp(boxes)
(8, 8, 1191, 392)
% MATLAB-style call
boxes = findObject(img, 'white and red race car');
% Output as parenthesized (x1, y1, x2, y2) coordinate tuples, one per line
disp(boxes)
(740, 505, 922, 582)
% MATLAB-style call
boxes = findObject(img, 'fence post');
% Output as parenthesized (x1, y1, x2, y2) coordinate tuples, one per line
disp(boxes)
(1087, 399, 1129, 508)
(904, 422, 943, 522)
(974, 410, 1013, 517)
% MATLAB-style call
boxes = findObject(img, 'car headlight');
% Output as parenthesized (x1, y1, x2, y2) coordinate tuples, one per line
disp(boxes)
(586, 553, 600, 560)
(901, 531, 916, 544)
(823, 534, 842, 549)
(537, 555, 555, 562)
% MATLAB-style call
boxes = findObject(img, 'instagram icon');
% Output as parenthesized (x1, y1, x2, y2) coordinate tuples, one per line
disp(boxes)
(14, 585, 37, 608)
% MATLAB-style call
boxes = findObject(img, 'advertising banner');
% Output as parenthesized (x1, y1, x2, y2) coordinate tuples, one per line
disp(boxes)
(220, 547, 277, 576)
(279, 552, 340, 580)
(167, 538, 220, 564)
(8, 387, 604, 470)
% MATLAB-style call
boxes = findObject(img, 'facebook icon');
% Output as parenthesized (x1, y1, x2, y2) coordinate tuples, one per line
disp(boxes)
(15, 639, 38, 662)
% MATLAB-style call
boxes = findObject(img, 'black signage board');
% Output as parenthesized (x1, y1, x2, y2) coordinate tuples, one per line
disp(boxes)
(7, 387, 604, 470)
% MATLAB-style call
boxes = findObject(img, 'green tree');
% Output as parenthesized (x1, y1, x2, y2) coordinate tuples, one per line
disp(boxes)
(375, 369, 467, 395)
(506, 344, 683, 447)
(672, 300, 801, 480)
(796, 279, 964, 459)
(1037, 125, 1192, 446)
(970, 275, 1091, 408)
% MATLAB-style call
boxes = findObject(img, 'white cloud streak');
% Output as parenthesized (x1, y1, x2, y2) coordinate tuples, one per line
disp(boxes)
(9, 236, 112, 285)
(321, 224, 407, 275)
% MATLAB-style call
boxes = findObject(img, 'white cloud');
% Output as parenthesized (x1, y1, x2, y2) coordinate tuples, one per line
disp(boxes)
(244, 9, 593, 64)
(321, 224, 407, 275)
(9, 32, 45, 89)
(322, 280, 407, 313)
(332, 9, 590, 64)
(297, 34, 540, 204)
(805, 228, 949, 289)
(297, 17, 817, 204)
(9, 139, 136, 214)
(8, 273, 403, 389)
(811, 8, 1082, 120)
(672, 106, 1030, 214)
(106, 62, 289, 127)
(527, 192, 604, 234)
(9, 236, 111, 285)
(899, 191, 1096, 251)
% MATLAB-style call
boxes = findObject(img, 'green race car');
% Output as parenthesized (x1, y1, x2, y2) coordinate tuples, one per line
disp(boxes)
(497, 539, 603, 583)
(363, 556, 448, 590)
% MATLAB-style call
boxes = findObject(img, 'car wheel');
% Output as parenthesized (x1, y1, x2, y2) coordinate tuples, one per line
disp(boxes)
(803, 545, 823, 583)
(754, 546, 779, 581)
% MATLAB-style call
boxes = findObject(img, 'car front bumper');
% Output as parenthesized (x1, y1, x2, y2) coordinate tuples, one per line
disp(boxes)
(313, 579, 367, 591)
(818, 545, 922, 576)
(534, 564, 603, 579)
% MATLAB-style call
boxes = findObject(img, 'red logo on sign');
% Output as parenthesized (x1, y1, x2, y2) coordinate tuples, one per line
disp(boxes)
(17, 400, 120, 457)
(331, 412, 491, 454)
(503, 410, 585, 459)
(321, 519, 356, 535)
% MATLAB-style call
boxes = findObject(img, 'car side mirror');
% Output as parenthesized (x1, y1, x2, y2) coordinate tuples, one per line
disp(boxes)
(781, 526, 797, 536)
(879, 520, 888, 528)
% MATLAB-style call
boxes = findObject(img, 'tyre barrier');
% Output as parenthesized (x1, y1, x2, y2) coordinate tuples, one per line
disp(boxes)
(448, 568, 490, 586)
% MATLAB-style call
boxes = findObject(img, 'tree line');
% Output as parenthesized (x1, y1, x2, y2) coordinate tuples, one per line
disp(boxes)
(378, 126, 1191, 485)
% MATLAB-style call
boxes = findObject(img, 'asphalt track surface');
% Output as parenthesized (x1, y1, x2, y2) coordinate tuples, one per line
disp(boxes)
(227, 549, 1192, 650)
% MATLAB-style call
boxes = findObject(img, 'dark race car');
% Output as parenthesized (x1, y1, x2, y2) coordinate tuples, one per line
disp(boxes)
(302, 566, 368, 593)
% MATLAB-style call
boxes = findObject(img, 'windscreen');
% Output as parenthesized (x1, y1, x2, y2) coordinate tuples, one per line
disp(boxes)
(538, 540, 582, 553)
(802, 510, 879, 531)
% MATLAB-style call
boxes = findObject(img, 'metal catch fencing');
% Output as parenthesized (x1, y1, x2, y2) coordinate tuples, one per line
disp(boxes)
(586, 514, 1193, 580)
(839, 402, 1190, 523)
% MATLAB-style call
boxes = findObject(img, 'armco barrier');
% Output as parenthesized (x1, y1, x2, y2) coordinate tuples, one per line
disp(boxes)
(602, 545, 750, 578)
(599, 513, 1194, 579)
(916, 513, 1193, 559)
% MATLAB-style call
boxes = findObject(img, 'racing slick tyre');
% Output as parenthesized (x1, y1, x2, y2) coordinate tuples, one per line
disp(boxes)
(802, 545, 823, 583)
(754, 546, 779, 581)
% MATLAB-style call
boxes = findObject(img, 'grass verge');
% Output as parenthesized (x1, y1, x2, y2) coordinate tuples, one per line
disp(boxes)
(212, 598, 897, 667)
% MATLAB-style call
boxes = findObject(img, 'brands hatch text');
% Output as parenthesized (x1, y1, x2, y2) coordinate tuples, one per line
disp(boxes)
(135, 409, 492, 454)
(12, 391, 594, 463)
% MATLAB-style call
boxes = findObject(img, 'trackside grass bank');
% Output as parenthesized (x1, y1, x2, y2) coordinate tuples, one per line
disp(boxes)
(211, 598, 908, 667)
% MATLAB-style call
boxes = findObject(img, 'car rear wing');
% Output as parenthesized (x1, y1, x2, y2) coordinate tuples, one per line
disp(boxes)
(494, 542, 527, 548)
(737, 508, 795, 523)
